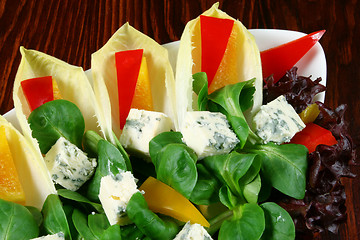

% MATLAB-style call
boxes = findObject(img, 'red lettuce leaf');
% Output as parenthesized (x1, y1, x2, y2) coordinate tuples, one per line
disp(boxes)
(263, 67, 326, 113)
(263, 67, 357, 235)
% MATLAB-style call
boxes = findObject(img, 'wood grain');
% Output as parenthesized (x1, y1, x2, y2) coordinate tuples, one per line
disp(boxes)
(0, 0, 359, 239)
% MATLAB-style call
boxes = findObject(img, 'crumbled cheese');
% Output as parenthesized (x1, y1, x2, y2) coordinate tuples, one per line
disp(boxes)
(120, 109, 174, 158)
(253, 95, 305, 144)
(98, 171, 139, 225)
(31, 232, 65, 240)
(181, 111, 239, 159)
(173, 222, 213, 240)
(44, 137, 97, 191)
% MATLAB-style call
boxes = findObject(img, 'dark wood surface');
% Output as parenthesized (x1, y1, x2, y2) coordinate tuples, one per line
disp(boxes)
(0, 0, 358, 239)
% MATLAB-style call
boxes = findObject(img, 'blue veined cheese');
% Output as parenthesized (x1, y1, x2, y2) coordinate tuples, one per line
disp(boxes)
(181, 111, 239, 159)
(99, 171, 139, 225)
(31, 232, 65, 240)
(44, 137, 97, 191)
(173, 222, 213, 240)
(120, 109, 174, 157)
(253, 95, 306, 144)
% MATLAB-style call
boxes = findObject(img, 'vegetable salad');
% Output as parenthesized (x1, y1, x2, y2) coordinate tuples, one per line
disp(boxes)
(0, 2, 356, 240)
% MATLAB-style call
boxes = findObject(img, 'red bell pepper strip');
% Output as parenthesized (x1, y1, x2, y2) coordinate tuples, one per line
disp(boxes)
(290, 122, 337, 153)
(115, 49, 143, 129)
(20, 76, 54, 111)
(200, 15, 234, 86)
(261, 30, 326, 83)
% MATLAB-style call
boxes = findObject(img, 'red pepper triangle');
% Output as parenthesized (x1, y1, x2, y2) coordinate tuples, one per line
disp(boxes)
(200, 15, 234, 86)
(21, 76, 54, 111)
(115, 49, 143, 129)
(261, 30, 326, 83)
(290, 122, 337, 153)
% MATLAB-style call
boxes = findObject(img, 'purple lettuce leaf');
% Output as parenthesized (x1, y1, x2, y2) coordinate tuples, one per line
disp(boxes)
(263, 67, 357, 235)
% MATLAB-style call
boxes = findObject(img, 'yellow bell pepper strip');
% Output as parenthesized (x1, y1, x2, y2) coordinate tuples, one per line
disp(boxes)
(299, 103, 321, 124)
(261, 30, 325, 83)
(0, 126, 25, 204)
(290, 122, 337, 153)
(51, 79, 62, 100)
(139, 176, 210, 227)
(131, 56, 154, 111)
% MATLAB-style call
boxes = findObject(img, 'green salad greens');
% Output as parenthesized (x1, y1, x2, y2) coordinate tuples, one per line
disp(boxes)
(0, 70, 309, 239)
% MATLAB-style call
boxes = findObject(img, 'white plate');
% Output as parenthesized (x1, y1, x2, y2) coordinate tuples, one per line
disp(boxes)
(4, 29, 327, 127)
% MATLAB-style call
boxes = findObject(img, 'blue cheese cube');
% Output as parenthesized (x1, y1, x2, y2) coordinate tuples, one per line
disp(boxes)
(173, 222, 213, 240)
(44, 137, 97, 191)
(98, 171, 139, 225)
(253, 95, 305, 144)
(120, 109, 174, 157)
(31, 232, 65, 240)
(181, 111, 239, 159)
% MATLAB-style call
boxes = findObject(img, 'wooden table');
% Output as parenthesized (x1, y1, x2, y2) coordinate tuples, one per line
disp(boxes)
(0, 0, 358, 239)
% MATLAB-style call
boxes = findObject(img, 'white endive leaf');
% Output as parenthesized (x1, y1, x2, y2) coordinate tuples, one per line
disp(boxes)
(0, 115, 56, 209)
(13, 47, 104, 148)
(91, 23, 177, 138)
(175, 2, 263, 130)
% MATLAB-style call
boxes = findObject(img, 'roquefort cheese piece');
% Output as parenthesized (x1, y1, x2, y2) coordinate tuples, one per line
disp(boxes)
(181, 111, 239, 159)
(44, 137, 97, 191)
(120, 108, 174, 157)
(98, 171, 139, 225)
(253, 95, 305, 144)
(173, 222, 213, 240)
(31, 232, 65, 240)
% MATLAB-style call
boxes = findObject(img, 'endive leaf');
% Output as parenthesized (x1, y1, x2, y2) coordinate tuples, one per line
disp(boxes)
(91, 23, 177, 137)
(0, 115, 56, 209)
(175, 2, 263, 130)
(12, 47, 104, 149)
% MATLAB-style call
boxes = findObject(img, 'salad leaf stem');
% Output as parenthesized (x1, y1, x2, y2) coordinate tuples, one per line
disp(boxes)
(192, 72, 209, 111)
(207, 209, 233, 235)
(111, 131, 132, 172)
(83, 130, 103, 157)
